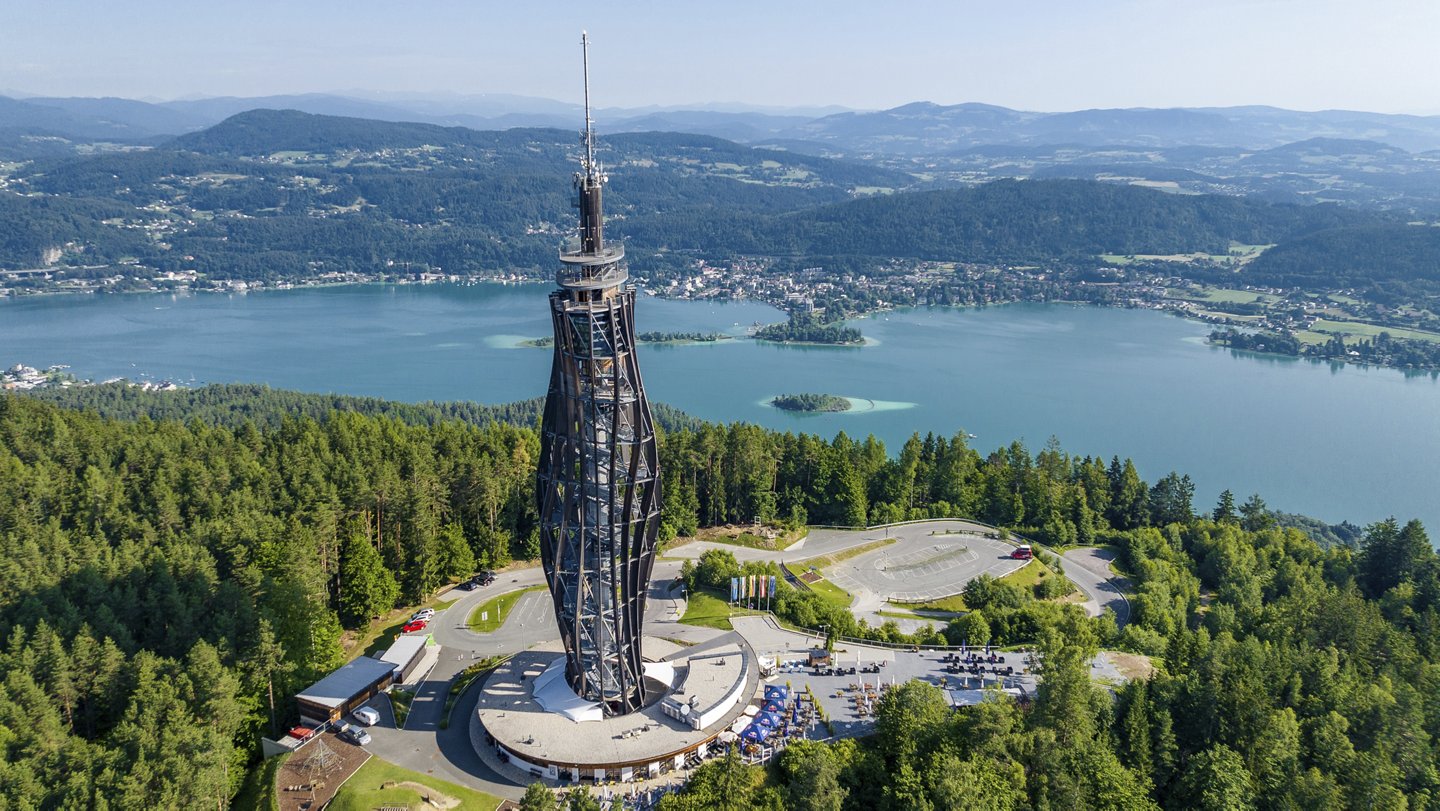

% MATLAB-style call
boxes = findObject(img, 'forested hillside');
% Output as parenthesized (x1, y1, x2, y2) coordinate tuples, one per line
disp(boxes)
(10, 109, 1432, 299)
(626, 179, 1378, 264)
(0, 110, 906, 278)
(1241, 224, 1440, 303)
(3, 388, 1438, 806)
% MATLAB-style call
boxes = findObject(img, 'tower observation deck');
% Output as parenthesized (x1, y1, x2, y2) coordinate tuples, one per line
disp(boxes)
(536, 33, 662, 717)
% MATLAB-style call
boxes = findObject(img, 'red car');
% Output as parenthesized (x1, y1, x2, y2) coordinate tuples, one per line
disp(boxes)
(402, 619, 428, 633)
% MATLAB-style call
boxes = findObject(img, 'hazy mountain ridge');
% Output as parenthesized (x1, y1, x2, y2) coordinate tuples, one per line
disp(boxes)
(9, 92, 1440, 152)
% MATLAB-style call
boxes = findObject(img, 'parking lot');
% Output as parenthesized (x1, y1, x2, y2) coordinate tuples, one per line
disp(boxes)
(807, 521, 1028, 607)
(766, 646, 1038, 739)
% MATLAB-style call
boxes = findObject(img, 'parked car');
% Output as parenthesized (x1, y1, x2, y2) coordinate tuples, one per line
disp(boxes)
(401, 619, 427, 633)
(338, 726, 372, 746)
(458, 579, 479, 591)
(411, 608, 435, 622)
(352, 706, 380, 726)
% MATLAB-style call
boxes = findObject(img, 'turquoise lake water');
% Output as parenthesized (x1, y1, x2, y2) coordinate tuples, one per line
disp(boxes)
(3, 283, 1437, 532)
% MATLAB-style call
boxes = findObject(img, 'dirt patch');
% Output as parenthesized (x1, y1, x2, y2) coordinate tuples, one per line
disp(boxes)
(1106, 651, 1157, 681)
(275, 732, 369, 811)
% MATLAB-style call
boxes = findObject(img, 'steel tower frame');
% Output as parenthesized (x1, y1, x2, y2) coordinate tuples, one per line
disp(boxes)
(536, 32, 661, 717)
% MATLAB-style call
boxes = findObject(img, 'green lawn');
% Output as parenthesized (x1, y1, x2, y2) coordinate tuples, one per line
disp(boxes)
(329, 757, 505, 811)
(680, 588, 764, 630)
(906, 593, 969, 612)
(467, 585, 546, 633)
(999, 559, 1076, 598)
(1193, 287, 1275, 304)
(1311, 318, 1440, 344)
(805, 575, 853, 609)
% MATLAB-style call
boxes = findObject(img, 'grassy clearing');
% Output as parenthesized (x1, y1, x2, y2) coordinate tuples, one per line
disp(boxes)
(1192, 287, 1276, 304)
(1000, 560, 1076, 598)
(1294, 330, 1337, 347)
(679, 588, 767, 630)
(467, 585, 545, 633)
(329, 757, 505, 811)
(1194, 309, 1264, 323)
(806, 576, 853, 608)
(1311, 318, 1440, 344)
(999, 561, 1047, 590)
(906, 593, 969, 612)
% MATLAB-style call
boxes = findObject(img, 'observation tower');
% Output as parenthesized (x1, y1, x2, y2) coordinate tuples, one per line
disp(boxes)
(535, 32, 662, 717)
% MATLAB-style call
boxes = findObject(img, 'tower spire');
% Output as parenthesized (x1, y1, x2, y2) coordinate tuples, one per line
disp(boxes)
(582, 31, 596, 184)
(575, 31, 604, 255)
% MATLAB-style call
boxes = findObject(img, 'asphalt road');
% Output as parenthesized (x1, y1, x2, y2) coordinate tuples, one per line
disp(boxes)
(1060, 546, 1132, 628)
(360, 524, 1132, 798)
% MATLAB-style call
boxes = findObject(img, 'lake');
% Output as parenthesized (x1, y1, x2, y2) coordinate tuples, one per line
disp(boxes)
(3, 283, 1437, 532)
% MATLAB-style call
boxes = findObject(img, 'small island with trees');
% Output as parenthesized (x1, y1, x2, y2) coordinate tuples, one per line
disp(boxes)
(637, 331, 730, 344)
(769, 393, 852, 412)
(754, 311, 864, 345)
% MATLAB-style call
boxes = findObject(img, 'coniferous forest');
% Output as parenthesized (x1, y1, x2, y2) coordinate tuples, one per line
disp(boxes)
(1, 386, 1437, 808)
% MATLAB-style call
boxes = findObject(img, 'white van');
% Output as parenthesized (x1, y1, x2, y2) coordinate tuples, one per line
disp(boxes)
(352, 706, 380, 726)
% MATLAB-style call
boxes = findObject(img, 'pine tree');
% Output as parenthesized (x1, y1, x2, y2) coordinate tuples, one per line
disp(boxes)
(337, 530, 400, 627)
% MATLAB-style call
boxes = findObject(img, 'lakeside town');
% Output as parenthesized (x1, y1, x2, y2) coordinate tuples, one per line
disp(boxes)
(1, 363, 181, 393)
(6, 250, 1440, 372)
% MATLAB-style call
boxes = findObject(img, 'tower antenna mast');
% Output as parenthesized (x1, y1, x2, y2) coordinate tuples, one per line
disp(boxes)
(582, 31, 596, 181)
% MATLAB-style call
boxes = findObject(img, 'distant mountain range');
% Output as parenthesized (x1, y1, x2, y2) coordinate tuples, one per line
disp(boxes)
(7, 92, 1440, 153)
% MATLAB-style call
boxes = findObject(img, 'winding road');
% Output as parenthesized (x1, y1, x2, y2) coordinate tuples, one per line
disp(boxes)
(358, 521, 1133, 800)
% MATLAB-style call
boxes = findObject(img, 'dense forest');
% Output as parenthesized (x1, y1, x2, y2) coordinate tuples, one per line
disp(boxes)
(1240, 224, 1440, 303)
(625, 179, 1379, 265)
(3, 384, 1438, 807)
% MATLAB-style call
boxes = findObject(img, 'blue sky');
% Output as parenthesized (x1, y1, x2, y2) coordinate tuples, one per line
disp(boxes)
(4, 0, 1438, 113)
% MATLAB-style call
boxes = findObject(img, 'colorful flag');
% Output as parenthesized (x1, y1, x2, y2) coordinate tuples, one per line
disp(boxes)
(759, 574, 767, 599)
(749, 574, 756, 600)
(730, 577, 738, 602)
(769, 575, 777, 596)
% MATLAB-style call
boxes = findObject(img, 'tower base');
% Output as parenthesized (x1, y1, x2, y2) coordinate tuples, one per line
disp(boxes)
(476, 636, 759, 783)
